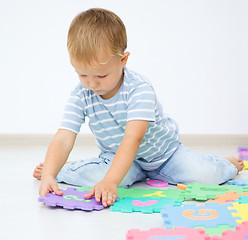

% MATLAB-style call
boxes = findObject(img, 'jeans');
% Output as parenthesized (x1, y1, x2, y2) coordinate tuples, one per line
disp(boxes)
(56, 143, 237, 187)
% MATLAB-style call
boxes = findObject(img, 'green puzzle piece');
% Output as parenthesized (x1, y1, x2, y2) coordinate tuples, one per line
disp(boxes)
(117, 188, 185, 200)
(194, 225, 235, 236)
(77, 186, 91, 192)
(110, 197, 182, 213)
(77, 186, 185, 200)
(183, 182, 248, 201)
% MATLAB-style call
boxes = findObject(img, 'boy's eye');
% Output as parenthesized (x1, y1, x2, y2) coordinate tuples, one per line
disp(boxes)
(98, 75, 107, 78)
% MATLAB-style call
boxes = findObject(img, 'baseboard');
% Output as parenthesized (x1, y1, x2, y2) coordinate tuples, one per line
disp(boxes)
(0, 134, 247, 148)
(179, 134, 248, 148)
(0, 134, 97, 147)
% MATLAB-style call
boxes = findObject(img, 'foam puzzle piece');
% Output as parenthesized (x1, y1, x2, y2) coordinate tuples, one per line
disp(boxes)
(117, 188, 185, 200)
(228, 179, 248, 186)
(181, 182, 248, 201)
(77, 186, 186, 200)
(126, 227, 211, 240)
(212, 221, 248, 240)
(240, 155, 248, 160)
(77, 186, 92, 192)
(244, 161, 248, 170)
(238, 148, 248, 169)
(236, 196, 248, 204)
(161, 202, 239, 229)
(110, 197, 182, 214)
(194, 225, 235, 237)
(228, 202, 248, 224)
(206, 191, 248, 204)
(238, 147, 248, 152)
(238, 147, 248, 160)
(239, 154, 248, 159)
(146, 179, 169, 187)
(38, 187, 104, 211)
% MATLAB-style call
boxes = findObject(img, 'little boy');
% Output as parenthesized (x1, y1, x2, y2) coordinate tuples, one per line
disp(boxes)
(33, 8, 244, 207)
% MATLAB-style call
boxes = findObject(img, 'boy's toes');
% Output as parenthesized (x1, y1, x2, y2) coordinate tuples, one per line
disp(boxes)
(33, 172, 40, 180)
(33, 167, 42, 180)
(238, 158, 243, 162)
(241, 162, 245, 169)
(36, 163, 44, 170)
(33, 163, 44, 180)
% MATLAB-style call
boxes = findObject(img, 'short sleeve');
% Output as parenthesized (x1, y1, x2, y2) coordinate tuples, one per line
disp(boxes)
(59, 92, 86, 134)
(126, 83, 156, 122)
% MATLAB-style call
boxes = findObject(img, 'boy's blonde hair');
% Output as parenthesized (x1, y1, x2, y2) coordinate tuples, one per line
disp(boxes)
(67, 8, 127, 65)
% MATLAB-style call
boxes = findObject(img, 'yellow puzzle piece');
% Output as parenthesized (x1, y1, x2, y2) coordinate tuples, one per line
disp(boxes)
(228, 202, 248, 224)
(244, 161, 248, 170)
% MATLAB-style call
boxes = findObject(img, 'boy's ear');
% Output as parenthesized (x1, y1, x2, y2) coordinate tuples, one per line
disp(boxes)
(121, 52, 130, 67)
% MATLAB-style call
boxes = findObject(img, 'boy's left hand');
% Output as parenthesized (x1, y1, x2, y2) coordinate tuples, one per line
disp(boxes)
(84, 179, 118, 207)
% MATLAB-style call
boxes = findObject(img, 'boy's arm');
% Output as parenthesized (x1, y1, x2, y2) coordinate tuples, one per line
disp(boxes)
(84, 120, 149, 207)
(39, 129, 77, 197)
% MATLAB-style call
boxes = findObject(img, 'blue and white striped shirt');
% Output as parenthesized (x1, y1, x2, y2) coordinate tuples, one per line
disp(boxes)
(60, 67, 179, 163)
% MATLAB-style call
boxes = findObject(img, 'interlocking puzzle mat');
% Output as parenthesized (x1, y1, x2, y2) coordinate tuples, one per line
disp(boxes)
(228, 202, 248, 224)
(212, 221, 248, 240)
(118, 188, 185, 200)
(161, 202, 239, 229)
(228, 179, 248, 186)
(194, 225, 235, 237)
(126, 227, 210, 240)
(244, 161, 248, 170)
(236, 196, 248, 204)
(238, 147, 248, 160)
(38, 187, 104, 211)
(179, 182, 248, 201)
(146, 179, 169, 187)
(77, 186, 91, 191)
(206, 191, 248, 204)
(77, 186, 185, 200)
(110, 197, 182, 214)
(238, 147, 248, 170)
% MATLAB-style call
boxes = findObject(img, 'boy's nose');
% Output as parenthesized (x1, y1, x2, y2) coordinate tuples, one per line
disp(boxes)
(89, 79, 99, 89)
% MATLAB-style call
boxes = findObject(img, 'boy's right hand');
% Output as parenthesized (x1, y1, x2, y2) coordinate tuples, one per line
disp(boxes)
(39, 175, 63, 197)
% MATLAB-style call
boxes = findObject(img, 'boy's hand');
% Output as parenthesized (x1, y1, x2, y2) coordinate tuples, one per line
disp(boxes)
(84, 179, 118, 207)
(39, 175, 63, 197)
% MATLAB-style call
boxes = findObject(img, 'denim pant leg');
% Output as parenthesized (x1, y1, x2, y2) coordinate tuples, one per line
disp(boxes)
(56, 152, 147, 187)
(147, 143, 237, 185)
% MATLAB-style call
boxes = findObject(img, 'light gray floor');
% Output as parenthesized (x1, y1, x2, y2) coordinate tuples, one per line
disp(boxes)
(0, 145, 247, 240)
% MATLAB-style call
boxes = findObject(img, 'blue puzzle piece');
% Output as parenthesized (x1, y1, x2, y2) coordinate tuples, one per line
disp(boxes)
(161, 202, 239, 229)
(228, 179, 248, 186)
(110, 197, 182, 214)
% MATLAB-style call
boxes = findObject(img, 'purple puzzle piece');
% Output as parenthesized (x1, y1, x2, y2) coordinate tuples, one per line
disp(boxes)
(238, 147, 248, 160)
(238, 147, 248, 152)
(38, 187, 104, 211)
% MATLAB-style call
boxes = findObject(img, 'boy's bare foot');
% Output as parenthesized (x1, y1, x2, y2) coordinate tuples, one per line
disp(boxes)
(33, 161, 73, 180)
(224, 156, 244, 174)
(33, 163, 44, 180)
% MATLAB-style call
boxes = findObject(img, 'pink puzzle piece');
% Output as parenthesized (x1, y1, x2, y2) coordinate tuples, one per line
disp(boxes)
(132, 200, 158, 207)
(126, 227, 210, 240)
(212, 222, 248, 240)
(146, 179, 168, 187)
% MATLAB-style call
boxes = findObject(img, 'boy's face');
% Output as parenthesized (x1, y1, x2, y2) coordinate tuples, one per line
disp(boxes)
(71, 52, 129, 100)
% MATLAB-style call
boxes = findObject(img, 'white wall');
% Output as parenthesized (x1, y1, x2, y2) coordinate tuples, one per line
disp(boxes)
(0, 0, 247, 134)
